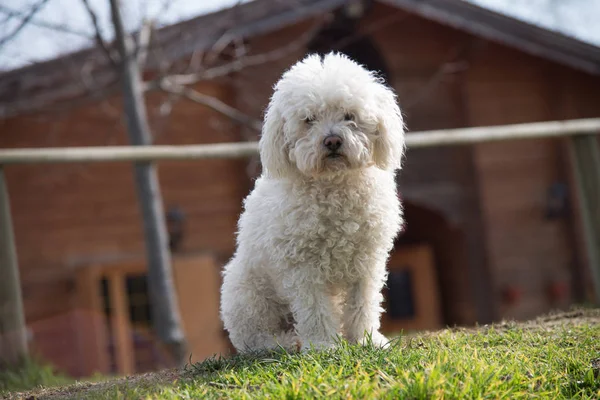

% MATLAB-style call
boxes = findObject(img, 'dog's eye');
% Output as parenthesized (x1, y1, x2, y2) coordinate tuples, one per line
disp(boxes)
(304, 116, 315, 124)
(344, 113, 355, 121)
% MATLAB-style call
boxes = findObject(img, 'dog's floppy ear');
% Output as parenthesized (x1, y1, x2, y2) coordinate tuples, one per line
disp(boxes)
(373, 85, 405, 172)
(259, 102, 292, 178)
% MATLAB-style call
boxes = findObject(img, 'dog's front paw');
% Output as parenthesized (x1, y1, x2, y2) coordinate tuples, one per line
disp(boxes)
(359, 331, 390, 349)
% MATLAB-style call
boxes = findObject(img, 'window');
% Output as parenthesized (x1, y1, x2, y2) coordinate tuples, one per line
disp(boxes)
(100, 274, 171, 374)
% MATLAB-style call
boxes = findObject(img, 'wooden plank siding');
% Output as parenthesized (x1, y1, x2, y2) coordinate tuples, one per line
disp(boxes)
(367, 5, 493, 323)
(466, 41, 600, 320)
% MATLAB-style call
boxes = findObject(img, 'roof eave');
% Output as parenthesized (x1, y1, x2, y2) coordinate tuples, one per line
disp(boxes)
(380, 0, 600, 75)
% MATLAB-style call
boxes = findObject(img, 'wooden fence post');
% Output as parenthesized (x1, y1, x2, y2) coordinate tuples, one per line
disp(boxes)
(569, 135, 600, 303)
(0, 166, 28, 365)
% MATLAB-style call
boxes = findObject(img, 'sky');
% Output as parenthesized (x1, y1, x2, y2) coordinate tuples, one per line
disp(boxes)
(467, 0, 600, 46)
(1, 0, 600, 71)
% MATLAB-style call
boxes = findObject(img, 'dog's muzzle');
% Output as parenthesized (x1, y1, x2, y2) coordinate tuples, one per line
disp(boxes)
(323, 134, 343, 158)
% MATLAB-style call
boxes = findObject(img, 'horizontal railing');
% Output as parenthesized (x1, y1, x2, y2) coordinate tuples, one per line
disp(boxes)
(0, 118, 599, 164)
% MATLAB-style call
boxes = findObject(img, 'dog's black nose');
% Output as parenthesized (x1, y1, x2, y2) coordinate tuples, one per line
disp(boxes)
(323, 134, 342, 151)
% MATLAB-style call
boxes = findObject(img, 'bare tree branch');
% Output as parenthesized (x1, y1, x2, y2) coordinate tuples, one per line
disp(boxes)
(152, 80, 262, 132)
(404, 43, 474, 110)
(200, 0, 247, 66)
(163, 19, 326, 87)
(81, 0, 118, 67)
(161, 11, 407, 88)
(404, 61, 469, 109)
(0, 0, 51, 49)
(136, 19, 153, 68)
(141, 1, 255, 134)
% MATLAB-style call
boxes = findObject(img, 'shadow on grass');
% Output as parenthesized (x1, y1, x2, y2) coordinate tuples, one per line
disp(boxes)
(185, 334, 404, 380)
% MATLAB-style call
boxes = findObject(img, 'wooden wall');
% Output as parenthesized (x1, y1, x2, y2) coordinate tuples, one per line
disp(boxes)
(465, 39, 600, 320)
(365, 7, 493, 323)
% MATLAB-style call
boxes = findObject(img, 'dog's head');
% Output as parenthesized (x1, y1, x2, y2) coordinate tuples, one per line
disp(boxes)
(259, 52, 405, 179)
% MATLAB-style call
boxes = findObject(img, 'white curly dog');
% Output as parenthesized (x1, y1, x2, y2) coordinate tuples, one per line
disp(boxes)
(220, 52, 405, 352)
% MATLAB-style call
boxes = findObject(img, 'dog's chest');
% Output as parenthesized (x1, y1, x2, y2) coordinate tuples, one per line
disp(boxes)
(283, 181, 390, 281)
(310, 188, 371, 236)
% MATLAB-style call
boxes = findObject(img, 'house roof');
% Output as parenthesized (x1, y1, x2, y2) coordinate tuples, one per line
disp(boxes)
(2, 0, 600, 118)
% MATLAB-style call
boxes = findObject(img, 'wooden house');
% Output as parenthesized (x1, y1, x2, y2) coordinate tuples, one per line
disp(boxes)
(1, 0, 599, 377)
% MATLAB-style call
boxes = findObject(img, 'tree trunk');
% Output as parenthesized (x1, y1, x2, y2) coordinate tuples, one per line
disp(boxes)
(108, 0, 188, 366)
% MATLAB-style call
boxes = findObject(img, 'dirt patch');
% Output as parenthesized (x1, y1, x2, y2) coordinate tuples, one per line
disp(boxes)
(498, 308, 600, 330)
(442, 308, 600, 336)
(2, 369, 182, 400)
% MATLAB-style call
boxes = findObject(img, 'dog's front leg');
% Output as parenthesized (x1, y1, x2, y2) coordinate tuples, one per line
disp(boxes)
(343, 275, 389, 348)
(289, 281, 339, 351)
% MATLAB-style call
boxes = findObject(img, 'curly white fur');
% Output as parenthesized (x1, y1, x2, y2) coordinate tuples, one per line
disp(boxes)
(220, 52, 405, 352)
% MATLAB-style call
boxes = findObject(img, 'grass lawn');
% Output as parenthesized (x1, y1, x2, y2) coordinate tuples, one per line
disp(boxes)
(0, 359, 72, 396)
(3, 309, 599, 399)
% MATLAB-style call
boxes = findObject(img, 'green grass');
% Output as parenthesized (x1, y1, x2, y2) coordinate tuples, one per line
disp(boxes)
(5, 310, 600, 399)
(154, 324, 600, 400)
(0, 358, 72, 396)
